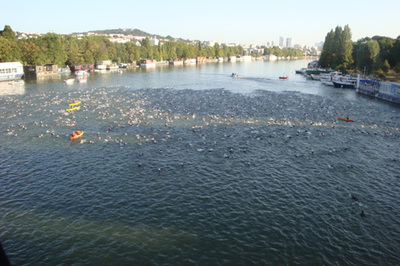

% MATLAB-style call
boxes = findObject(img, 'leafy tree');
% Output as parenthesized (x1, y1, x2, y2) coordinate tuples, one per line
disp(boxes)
(320, 26, 353, 70)
(330, 26, 343, 67)
(214, 43, 224, 57)
(0, 37, 14, 61)
(141, 37, 152, 58)
(163, 42, 177, 59)
(393, 36, 400, 67)
(19, 41, 41, 65)
(356, 39, 380, 72)
(0, 25, 20, 62)
(0, 25, 15, 40)
(40, 33, 67, 66)
(373, 36, 395, 67)
(203, 46, 215, 57)
(381, 59, 390, 73)
(340, 25, 353, 68)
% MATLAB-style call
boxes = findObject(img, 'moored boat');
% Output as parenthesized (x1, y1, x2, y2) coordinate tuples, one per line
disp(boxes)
(75, 70, 88, 76)
(0, 62, 24, 81)
(333, 78, 357, 89)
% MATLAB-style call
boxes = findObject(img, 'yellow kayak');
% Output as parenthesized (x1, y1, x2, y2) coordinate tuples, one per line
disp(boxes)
(70, 131, 83, 140)
(69, 101, 81, 106)
(66, 106, 81, 112)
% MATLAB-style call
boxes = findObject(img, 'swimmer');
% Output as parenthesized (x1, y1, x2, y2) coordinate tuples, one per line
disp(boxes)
(360, 210, 365, 218)
(351, 194, 358, 201)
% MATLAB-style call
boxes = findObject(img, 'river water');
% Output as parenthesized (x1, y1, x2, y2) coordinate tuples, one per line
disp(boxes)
(1, 60, 399, 265)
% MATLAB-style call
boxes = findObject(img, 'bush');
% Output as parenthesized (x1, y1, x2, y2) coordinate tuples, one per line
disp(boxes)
(394, 63, 400, 73)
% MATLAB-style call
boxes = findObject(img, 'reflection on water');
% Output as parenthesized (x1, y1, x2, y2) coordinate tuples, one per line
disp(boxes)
(0, 81, 25, 95)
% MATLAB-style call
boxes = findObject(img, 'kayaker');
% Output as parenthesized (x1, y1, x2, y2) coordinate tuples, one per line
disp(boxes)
(346, 116, 349, 120)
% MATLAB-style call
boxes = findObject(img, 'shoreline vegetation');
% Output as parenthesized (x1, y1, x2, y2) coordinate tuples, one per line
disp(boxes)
(319, 25, 400, 82)
(0, 25, 306, 69)
(1, 24, 399, 82)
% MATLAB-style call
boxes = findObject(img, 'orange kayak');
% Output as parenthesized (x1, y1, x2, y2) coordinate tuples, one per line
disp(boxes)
(338, 116, 354, 122)
(70, 131, 83, 140)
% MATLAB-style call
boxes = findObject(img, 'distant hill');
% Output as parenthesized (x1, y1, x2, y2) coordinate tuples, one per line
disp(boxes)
(71, 28, 189, 42)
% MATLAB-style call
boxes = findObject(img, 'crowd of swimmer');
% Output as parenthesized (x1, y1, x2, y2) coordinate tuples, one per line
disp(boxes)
(2, 85, 400, 148)
(2, 86, 400, 221)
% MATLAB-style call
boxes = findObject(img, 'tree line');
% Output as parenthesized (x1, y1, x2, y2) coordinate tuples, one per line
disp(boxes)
(319, 25, 400, 76)
(263, 46, 304, 57)
(0, 25, 247, 66)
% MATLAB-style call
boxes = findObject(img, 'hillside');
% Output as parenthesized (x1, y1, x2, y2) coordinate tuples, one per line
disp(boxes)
(71, 28, 188, 42)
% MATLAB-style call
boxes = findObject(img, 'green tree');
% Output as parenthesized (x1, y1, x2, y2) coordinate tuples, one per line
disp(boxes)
(0, 37, 14, 61)
(381, 59, 390, 73)
(214, 43, 224, 57)
(356, 39, 380, 72)
(40, 33, 68, 66)
(320, 26, 354, 70)
(373, 36, 395, 67)
(65, 36, 83, 65)
(0, 25, 20, 62)
(393, 36, 400, 67)
(141, 37, 152, 58)
(0, 25, 15, 40)
(19, 41, 41, 65)
(163, 42, 177, 59)
(340, 25, 354, 69)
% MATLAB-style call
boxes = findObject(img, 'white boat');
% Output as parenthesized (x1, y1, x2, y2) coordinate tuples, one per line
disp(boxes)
(310, 74, 321, 80)
(320, 72, 342, 86)
(63, 78, 75, 84)
(333, 77, 357, 89)
(75, 70, 88, 76)
(0, 62, 24, 81)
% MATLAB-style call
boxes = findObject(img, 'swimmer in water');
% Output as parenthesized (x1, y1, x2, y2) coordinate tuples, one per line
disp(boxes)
(360, 210, 365, 218)
(351, 194, 358, 201)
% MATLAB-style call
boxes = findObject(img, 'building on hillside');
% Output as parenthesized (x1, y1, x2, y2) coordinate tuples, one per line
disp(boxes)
(149, 38, 159, 46)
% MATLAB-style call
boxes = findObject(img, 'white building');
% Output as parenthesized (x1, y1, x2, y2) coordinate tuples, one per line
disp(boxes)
(149, 37, 159, 46)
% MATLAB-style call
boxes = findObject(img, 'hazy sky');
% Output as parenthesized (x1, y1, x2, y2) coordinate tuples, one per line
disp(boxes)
(2, 0, 399, 46)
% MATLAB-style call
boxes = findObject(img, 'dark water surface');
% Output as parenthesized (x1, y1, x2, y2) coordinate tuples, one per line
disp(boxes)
(1, 60, 399, 265)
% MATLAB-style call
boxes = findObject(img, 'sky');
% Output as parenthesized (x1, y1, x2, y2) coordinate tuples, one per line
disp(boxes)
(2, 0, 399, 47)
